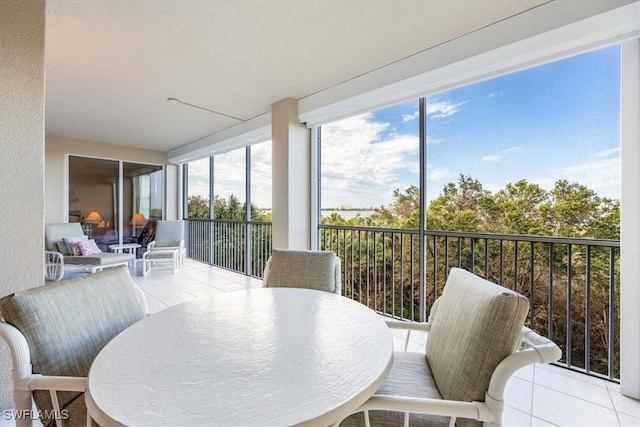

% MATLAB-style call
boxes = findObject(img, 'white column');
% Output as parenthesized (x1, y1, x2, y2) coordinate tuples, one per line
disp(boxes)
(620, 39, 640, 399)
(271, 98, 311, 249)
(0, 0, 46, 410)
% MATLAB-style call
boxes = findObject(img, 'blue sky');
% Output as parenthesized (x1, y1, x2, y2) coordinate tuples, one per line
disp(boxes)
(321, 45, 620, 209)
(189, 46, 621, 211)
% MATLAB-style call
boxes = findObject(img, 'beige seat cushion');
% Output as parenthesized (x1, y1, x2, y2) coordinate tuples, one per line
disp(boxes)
(340, 352, 450, 427)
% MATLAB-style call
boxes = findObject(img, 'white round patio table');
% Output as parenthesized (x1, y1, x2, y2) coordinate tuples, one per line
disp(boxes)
(86, 287, 393, 426)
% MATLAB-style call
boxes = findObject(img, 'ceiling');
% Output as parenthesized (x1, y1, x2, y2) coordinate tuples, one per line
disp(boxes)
(44, 0, 549, 153)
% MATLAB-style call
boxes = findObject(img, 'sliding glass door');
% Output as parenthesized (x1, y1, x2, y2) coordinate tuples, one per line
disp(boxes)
(68, 156, 163, 249)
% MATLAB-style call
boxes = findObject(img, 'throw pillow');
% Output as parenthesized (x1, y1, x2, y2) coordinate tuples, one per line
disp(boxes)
(63, 236, 88, 255)
(78, 239, 102, 256)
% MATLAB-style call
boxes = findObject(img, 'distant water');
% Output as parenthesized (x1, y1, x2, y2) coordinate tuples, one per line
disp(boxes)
(321, 210, 375, 219)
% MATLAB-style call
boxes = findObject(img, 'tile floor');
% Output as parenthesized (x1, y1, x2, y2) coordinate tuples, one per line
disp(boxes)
(5, 259, 639, 427)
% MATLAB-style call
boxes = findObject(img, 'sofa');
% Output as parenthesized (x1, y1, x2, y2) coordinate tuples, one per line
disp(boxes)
(44, 223, 134, 281)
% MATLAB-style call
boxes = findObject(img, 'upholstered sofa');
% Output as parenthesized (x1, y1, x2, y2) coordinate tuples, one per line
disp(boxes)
(44, 223, 134, 281)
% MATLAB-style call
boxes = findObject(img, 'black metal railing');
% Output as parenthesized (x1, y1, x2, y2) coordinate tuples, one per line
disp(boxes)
(184, 218, 620, 380)
(319, 224, 620, 381)
(185, 219, 272, 278)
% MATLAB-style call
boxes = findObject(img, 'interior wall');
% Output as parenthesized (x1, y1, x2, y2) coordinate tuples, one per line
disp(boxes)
(45, 135, 175, 223)
(0, 0, 46, 410)
(69, 172, 116, 226)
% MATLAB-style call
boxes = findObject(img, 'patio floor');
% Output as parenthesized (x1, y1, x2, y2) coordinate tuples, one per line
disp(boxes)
(62, 259, 640, 426)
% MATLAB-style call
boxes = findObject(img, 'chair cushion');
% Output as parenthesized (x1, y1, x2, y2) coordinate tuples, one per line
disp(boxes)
(340, 352, 450, 427)
(63, 236, 89, 255)
(145, 249, 177, 260)
(265, 249, 338, 293)
(154, 220, 184, 247)
(45, 223, 86, 252)
(425, 268, 528, 427)
(63, 252, 134, 266)
(0, 266, 146, 417)
(77, 239, 101, 255)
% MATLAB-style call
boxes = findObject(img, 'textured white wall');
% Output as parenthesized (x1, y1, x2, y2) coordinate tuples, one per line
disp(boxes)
(0, 0, 46, 410)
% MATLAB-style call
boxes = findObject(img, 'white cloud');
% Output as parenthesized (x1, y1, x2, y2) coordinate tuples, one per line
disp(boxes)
(186, 140, 273, 208)
(534, 149, 620, 199)
(426, 98, 467, 119)
(320, 113, 419, 208)
(482, 155, 501, 163)
(482, 146, 521, 163)
(186, 158, 210, 198)
(595, 147, 620, 158)
(402, 111, 419, 122)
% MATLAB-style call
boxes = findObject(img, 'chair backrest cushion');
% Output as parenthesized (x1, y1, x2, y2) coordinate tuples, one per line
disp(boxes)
(44, 223, 86, 254)
(0, 266, 146, 414)
(154, 220, 184, 247)
(264, 249, 339, 293)
(426, 268, 528, 412)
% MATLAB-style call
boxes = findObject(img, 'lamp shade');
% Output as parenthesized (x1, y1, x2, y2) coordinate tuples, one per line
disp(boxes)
(85, 211, 103, 223)
(129, 212, 147, 227)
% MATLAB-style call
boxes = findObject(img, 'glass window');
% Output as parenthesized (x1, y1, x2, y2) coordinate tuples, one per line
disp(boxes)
(319, 99, 420, 227)
(124, 162, 163, 241)
(250, 140, 272, 221)
(68, 156, 119, 249)
(186, 157, 210, 219)
(214, 148, 246, 220)
(425, 46, 620, 239)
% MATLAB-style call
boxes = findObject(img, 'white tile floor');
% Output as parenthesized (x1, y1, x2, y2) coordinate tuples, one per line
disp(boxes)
(5, 259, 639, 427)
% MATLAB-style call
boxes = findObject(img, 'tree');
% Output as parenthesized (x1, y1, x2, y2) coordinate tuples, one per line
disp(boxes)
(187, 195, 210, 218)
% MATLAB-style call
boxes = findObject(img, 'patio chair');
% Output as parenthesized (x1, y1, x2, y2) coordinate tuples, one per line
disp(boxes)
(0, 266, 147, 427)
(263, 248, 342, 294)
(337, 267, 562, 427)
(44, 223, 134, 281)
(146, 220, 185, 267)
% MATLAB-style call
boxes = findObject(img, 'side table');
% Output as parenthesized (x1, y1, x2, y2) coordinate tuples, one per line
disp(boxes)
(108, 243, 141, 267)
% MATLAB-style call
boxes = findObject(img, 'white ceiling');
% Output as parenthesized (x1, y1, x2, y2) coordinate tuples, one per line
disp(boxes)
(44, 0, 550, 153)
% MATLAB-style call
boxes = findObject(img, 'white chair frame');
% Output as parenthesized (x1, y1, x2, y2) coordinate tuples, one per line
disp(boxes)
(142, 241, 179, 276)
(0, 286, 148, 427)
(337, 319, 561, 427)
(0, 321, 89, 427)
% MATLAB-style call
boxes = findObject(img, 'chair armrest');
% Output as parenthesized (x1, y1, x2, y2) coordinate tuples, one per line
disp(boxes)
(485, 327, 561, 406)
(44, 251, 64, 281)
(0, 321, 31, 373)
(384, 319, 431, 352)
(352, 394, 494, 423)
(22, 375, 86, 393)
(262, 258, 272, 286)
(384, 319, 431, 332)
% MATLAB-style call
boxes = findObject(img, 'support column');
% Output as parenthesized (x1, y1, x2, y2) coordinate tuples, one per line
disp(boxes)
(620, 39, 640, 399)
(0, 0, 46, 410)
(271, 98, 311, 249)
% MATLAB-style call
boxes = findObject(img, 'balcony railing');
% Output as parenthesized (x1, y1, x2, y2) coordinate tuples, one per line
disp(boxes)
(184, 219, 620, 381)
(185, 218, 272, 278)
